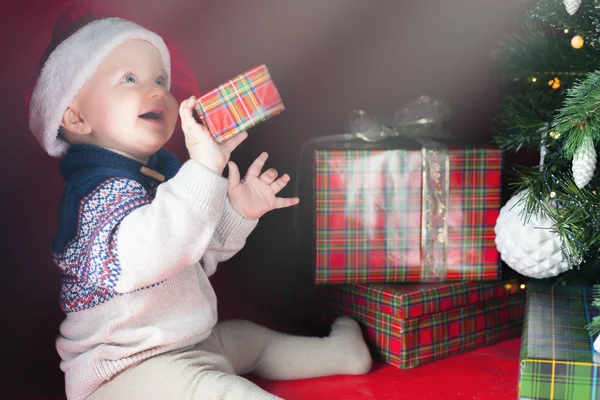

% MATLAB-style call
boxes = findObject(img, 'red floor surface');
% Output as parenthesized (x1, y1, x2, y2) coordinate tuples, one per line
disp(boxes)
(249, 338, 522, 400)
(13, 338, 521, 400)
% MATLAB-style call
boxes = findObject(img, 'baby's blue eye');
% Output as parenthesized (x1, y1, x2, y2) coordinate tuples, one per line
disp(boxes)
(156, 77, 166, 86)
(123, 73, 136, 83)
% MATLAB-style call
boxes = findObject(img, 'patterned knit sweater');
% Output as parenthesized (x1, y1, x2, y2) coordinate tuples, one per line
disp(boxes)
(53, 145, 258, 400)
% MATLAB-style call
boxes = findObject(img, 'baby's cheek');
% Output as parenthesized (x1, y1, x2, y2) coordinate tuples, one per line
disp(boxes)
(166, 99, 179, 135)
(166, 95, 179, 119)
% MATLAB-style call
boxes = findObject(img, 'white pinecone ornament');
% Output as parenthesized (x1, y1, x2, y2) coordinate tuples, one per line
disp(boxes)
(564, 0, 582, 15)
(494, 191, 570, 279)
(572, 135, 596, 188)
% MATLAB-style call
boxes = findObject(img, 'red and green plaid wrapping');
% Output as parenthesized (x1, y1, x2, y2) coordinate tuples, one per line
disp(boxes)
(343, 280, 523, 319)
(314, 147, 502, 283)
(519, 285, 600, 400)
(328, 280, 526, 368)
(194, 65, 285, 143)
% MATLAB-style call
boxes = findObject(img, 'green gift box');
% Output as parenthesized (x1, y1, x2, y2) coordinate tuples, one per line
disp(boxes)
(519, 284, 600, 400)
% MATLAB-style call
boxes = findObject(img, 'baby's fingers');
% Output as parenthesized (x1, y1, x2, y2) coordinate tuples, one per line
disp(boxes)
(247, 152, 269, 177)
(274, 196, 300, 209)
(179, 96, 195, 123)
(180, 97, 201, 132)
(271, 174, 291, 194)
(227, 161, 241, 189)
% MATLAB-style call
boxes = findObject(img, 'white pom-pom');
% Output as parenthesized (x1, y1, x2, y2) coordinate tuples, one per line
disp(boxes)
(572, 136, 596, 188)
(564, 0, 582, 15)
(494, 191, 571, 279)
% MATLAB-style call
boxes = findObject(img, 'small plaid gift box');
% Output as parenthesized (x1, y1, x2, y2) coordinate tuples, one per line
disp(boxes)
(327, 280, 526, 369)
(194, 65, 285, 143)
(518, 284, 600, 400)
(297, 136, 503, 284)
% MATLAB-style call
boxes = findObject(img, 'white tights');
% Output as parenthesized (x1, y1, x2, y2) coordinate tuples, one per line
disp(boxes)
(88, 317, 372, 400)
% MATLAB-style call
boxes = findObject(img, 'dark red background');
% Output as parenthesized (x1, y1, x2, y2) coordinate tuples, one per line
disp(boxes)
(1, 0, 533, 398)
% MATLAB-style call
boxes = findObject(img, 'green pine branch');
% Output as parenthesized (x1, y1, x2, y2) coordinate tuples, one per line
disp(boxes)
(529, 0, 600, 41)
(586, 285, 600, 337)
(494, 91, 564, 151)
(498, 20, 598, 80)
(493, 18, 599, 151)
(495, 0, 600, 340)
(553, 70, 600, 159)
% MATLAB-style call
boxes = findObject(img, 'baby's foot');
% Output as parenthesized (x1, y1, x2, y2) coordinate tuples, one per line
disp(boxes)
(328, 316, 372, 375)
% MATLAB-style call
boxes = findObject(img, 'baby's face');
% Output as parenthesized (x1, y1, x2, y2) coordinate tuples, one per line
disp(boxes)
(73, 39, 178, 161)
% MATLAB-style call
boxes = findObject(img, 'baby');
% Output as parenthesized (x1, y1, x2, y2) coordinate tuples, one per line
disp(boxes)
(28, 9, 371, 400)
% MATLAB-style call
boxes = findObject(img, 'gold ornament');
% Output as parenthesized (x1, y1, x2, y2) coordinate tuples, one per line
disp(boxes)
(571, 35, 584, 49)
(548, 77, 561, 89)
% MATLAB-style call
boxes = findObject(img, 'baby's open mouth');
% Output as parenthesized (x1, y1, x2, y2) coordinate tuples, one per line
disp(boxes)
(139, 110, 165, 121)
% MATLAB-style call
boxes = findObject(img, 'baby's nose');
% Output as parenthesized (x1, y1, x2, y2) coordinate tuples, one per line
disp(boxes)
(147, 83, 165, 99)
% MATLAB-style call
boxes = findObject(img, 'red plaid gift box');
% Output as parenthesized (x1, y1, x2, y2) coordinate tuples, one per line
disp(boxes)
(194, 65, 285, 143)
(312, 145, 503, 283)
(326, 280, 526, 368)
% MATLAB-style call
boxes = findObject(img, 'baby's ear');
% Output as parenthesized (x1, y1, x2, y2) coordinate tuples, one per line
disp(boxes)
(60, 105, 91, 136)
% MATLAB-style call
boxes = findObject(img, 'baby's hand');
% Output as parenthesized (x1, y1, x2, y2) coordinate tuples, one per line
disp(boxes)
(227, 152, 300, 220)
(179, 96, 247, 174)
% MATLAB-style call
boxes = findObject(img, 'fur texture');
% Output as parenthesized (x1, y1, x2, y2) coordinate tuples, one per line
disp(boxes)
(29, 18, 171, 157)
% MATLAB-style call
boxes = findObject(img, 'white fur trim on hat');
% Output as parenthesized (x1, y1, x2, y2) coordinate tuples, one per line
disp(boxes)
(29, 18, 171, 157)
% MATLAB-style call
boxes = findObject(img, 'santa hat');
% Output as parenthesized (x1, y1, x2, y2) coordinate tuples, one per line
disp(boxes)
(28, 6, 171, 157)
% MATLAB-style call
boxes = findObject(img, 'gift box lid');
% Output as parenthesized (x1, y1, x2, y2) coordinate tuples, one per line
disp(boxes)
(336, 280, 526, 320)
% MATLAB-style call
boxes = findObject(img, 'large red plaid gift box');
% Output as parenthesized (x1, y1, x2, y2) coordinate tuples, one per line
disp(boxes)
(194, 65, 285, 143)
(326, 280, 526, 368)
(296, 136, 503, 284)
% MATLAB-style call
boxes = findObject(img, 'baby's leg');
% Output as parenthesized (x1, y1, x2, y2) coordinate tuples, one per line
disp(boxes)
(88, 334, 282, 400)
(213, 317, 372, 380)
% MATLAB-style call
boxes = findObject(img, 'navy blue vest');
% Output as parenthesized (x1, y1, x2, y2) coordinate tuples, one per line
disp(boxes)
(53, 144, 181, 254)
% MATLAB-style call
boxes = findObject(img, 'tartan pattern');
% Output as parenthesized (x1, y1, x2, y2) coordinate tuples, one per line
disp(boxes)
(519, 285, 600, 400)
(314, 147, 502, 283)
(341, 280, 523, 320)
(328, 281, 525, 368)
(194, 65, 285, 143)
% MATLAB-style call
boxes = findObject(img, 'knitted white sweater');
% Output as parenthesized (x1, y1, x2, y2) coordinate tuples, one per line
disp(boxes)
(55, 160, 258, 400)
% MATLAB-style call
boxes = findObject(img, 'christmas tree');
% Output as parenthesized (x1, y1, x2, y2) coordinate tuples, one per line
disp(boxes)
(495, 0, 600, 333)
